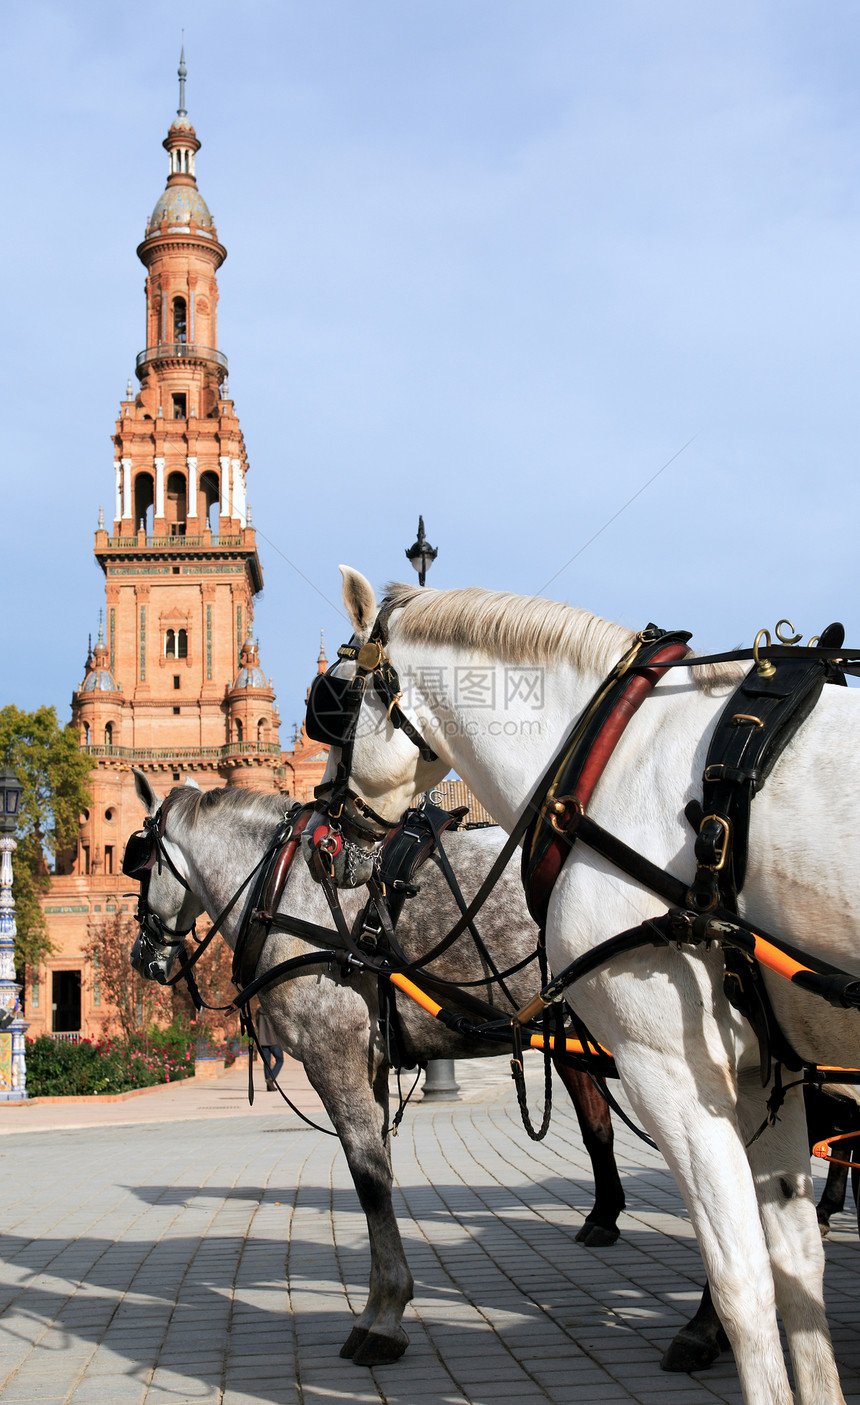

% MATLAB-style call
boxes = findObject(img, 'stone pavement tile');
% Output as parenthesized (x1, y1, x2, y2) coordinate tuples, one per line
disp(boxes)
(543, 1387, 631, 1405)
(301, 1393, 380, 1405)
(222, 1393, 302, 1405)
(633, 1394, 728, 1405)
(65, 1379, 147, 1403)
(145, 1387, 220, 1404)
(226, 1360, 297, 1380)
(0, 1394, 68, 1405)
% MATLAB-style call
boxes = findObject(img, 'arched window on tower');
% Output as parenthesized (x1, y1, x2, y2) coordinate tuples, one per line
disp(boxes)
(82, 721, 90, 747)
(177, 629, 188, 659)
(235, 719, 243, 745)
(257, 718, 268, 745)
(104, 722, 113, 747)
(133, 471, 154, 536)
(165, 629, 176, 657)
(173, 296, 187, 344)
(166, 472, 187, 536)
(200, 470, 220, 532)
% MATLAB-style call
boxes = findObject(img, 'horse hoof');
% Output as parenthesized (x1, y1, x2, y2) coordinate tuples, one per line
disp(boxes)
(660, 1330, 724, 1373)
(575, 1220, 620, 1247)
(818, 1219, 831, 1238)
(352, 1329, 409, 1367)
(340, 1326, 369, 1359)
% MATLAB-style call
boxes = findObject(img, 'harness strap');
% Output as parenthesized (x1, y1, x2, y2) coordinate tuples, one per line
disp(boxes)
(523, 631, 692, 927)
(628, 638, 856, 670)
(161, 829, 291, 991)
(422, 810, 522, 1009)
(232, 808, 314, 989)
(688, 640, 839, 913)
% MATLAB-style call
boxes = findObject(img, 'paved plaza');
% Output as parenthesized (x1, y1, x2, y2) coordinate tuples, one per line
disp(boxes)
(0, 1057, 859, 1405)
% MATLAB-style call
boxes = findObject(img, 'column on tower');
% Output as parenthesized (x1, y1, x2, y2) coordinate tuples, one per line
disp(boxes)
(232, 459, 246, 525)
(220, 457, 230, 521)
(154, 457, 165, 520)
(122, 459, 133, 521)
(187, 457, 198, 520)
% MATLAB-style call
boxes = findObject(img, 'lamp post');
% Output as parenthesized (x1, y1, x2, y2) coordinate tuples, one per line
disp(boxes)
(0, 765, 27, 1100)
(405, 515, 437, 588)
(403, 522, 460, 1101)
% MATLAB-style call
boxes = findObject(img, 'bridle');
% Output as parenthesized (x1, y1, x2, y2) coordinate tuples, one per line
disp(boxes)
(122, 793, 200, 962)
(123, 793, 303, 998)
(305, 606, 438, 871)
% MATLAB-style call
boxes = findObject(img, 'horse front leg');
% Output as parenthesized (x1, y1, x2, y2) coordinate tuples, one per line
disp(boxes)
(550, 1056, 625, 1246)
(740, 1076, 845, 1405)
(613, 1044, 800, 1405)
(303, 1051, 413, 1367)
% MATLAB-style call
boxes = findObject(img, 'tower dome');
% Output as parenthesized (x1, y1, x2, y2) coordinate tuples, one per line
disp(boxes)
(230, 637, 269, 692)
(143, 47, 218, 240)
(78, 628, 120, 695)
(148, 184, 213, 235)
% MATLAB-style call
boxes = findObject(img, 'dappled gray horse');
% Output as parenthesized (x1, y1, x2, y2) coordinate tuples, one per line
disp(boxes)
(127, 772, 624, 1367)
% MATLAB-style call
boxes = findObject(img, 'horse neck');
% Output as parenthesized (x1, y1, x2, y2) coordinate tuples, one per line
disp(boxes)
(175, 801, 367, 950)
(399, 639, 614, 832)
(170, 802, 280, 951)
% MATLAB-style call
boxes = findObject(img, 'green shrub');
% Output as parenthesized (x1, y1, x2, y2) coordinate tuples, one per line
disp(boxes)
(25, 1034, 195, 1097)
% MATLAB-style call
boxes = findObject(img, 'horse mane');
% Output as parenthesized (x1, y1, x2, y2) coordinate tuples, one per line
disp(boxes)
(382, 582, 744, 692)
(165, 784, 288, 838)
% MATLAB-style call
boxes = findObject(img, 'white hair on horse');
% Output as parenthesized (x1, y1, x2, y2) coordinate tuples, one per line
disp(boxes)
(383, 581, 743, 691)
(166, 784, 287, 838)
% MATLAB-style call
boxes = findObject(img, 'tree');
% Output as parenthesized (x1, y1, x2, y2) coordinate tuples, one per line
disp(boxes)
(84, 912, 239, 1045)
(0, 705, 92, 966)
(84, 913, 172, 1039)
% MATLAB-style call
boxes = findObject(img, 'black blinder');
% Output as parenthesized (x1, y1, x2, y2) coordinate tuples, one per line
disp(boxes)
(122, 829, 157, 879)
(305, 672, 364, 747)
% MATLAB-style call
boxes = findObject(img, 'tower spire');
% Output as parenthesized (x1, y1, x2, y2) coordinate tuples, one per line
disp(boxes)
(177, 42, 187, 118)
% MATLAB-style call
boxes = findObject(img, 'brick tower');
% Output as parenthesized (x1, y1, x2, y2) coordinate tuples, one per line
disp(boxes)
(34, 55, 288, 1040)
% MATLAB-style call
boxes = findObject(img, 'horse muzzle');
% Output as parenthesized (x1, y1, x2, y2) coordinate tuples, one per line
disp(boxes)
(130, 929, 174, 984)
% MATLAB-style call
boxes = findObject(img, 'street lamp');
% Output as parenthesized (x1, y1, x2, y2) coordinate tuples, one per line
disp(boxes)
(404, 525, 460, 1100)
(0, 765, 28, 1099)
(405, 516, 437, 587)
(0, 766, 22, 831)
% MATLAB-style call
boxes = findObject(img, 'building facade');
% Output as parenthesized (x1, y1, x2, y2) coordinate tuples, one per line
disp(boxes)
(32, 60, 327, 1041)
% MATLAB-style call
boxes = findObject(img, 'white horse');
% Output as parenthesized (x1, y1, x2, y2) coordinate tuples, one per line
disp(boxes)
(310, 565, 860, 1405)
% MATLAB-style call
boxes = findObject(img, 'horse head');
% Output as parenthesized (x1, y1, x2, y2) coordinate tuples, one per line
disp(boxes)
(302, 566, 449, 887)
(126, 767, 205, 984)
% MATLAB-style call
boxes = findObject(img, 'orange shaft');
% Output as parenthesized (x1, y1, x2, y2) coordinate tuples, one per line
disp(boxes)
(530, 1034, 613, 1058)
(390, 972, 443, 1018)
(749, 933, 807, 981)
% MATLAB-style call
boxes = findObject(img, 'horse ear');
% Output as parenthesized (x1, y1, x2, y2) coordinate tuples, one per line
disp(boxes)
(339, 566, 377, 637)
(184, 777, 201, 790)
(132, 766, 161, 815)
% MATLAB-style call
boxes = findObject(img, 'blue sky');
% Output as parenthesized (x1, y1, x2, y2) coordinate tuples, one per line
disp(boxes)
(2, 2, 860, 736)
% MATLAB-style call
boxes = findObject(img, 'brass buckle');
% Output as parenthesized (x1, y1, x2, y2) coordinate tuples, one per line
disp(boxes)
(698, 813, 730, 871)
(545, 795, 583, 834)
(357, 639, 386, 672)
(731, 713, 764, 728)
